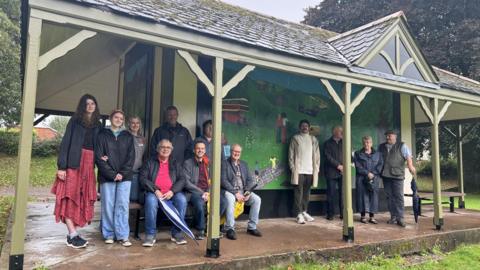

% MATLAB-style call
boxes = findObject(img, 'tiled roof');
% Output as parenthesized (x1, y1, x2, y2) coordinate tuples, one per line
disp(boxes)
(433, 67, 480, 95)
(59, 1, 480, 96)
(328, 12, 400, 63)
(71, 0, 347, 65)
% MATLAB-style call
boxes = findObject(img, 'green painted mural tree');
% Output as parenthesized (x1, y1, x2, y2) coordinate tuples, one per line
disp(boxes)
(0, 0, 21, 127)
(303, 0, 480, 81)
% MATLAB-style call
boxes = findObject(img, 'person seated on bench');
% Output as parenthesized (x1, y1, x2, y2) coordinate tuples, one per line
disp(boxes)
(182, 140, 211, 240)
(221, 144, 262, 240)
(140, 139, 187, 247)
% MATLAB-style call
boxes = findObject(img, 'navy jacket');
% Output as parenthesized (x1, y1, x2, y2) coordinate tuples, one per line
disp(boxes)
(323, 137, 343, 179)
(150, 123, 193, 164)
(353, 148, 384, 185)
(57, 118, 101, 170)
(221, 157, 255, 195)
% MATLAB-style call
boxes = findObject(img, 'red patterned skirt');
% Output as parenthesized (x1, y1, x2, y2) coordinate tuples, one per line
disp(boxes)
(51, 148, 97, 227)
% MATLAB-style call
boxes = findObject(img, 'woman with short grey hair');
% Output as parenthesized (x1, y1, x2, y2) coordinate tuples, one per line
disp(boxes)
(354, 135, 384, 224)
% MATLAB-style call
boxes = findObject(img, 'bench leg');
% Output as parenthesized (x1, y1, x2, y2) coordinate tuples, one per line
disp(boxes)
(458, 197, 465, 209)
(449, 197, 455, 212)
(134, 209, 141, 240)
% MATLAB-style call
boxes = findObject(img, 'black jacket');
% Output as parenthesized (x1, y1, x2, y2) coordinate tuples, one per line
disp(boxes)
(150, 123, 193, 164)
(221, 158, 255, 195)
(323, 137, 343, 179)
(57, 118, 101, 170)
(353, 148, 384, 183)
(139, 157, 186, 195)
(95, 128, 135, 183)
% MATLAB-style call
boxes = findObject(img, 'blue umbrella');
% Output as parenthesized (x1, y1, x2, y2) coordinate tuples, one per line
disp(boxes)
(158, 198, 198, 245)
(410, 178, 420, 223)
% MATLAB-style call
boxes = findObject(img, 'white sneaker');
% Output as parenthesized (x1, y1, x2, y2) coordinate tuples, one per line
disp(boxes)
(303, 211, 315, 222)
(296, 213, 305, 224)
(104, 238, 114, 244)
(121, 239, 132, 247)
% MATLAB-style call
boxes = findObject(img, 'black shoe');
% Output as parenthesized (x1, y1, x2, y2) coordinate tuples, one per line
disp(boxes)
(387, 218, 397, 224)
(397, 220, 406, 227)
(226, 229, 237, 240)
(339, 215, 343, 220)
(68, 235, 88, 249)
(326, 216, 334, 221)
(195, 231, 206, 240)
(247, 229, 262, 237)
(360, 217, 367, 223)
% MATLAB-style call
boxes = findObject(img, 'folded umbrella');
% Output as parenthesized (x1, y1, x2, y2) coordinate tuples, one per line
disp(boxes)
(410, 178, 420, 223)
(158, 198, 198, 245)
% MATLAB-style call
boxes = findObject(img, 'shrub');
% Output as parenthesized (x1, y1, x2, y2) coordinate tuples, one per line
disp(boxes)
(0, 129, 20, 155)
(417, 159, 457, 176)
(0, 129, 60, 157)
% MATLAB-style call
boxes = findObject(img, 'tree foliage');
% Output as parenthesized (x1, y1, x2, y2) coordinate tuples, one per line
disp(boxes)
(303, 0, 480, 81)
(0, 0, 21, 127)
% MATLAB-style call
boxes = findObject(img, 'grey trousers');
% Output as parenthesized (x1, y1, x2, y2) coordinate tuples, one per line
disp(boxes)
(383, 177, 404, 220)
(293, 174, 313, 215)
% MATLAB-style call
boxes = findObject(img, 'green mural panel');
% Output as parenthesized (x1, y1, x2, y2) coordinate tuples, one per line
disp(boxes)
(222, 62, 395, 190)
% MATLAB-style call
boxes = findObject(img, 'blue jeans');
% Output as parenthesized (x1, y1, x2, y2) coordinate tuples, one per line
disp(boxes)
(224, 191, 261, 231)
(188, 193, 206, 231)
(144, 191, 187, 237)
(100, 180, 131, 240)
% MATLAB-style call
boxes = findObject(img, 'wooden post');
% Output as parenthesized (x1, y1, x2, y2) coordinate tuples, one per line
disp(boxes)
(457, 124, 465, 208)
(206, 57, 223, 257)
(342, 83, 354, 242)
(430, 98, 443, 229)
(9, 17, 42, 270)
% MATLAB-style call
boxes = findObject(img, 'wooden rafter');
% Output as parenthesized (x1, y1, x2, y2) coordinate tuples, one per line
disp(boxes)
(320, 79, 345, 113)
(177, 50, 214, 96)
(38, 30, 96, 70)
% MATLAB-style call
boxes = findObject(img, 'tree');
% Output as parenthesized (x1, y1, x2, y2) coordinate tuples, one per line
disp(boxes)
(0, 0, 21, 127)
(303, 0, 480, 81)
(48, 116, 69, 136)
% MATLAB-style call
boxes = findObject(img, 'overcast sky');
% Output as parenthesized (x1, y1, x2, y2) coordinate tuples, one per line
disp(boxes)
(220, 0, 321, 23)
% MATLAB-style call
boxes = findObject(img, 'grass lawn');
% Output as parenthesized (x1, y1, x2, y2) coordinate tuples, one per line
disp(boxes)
(0, 196, 13, 254)
(272, 244, 480, 270)
(0, 155, 57, 187)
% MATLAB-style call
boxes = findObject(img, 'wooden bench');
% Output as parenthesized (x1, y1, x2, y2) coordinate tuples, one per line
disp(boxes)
(129, 202, 142, 239)
(310, 194, 327, 202)
(405, 192, 465, 215)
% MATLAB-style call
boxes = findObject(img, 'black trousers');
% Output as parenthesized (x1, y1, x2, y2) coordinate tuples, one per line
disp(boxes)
(326, 176, 343, 217)
(293, 174, 313, 215)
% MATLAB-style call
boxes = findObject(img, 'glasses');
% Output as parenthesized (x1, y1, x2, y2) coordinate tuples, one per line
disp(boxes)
(232, 150, 241, 154)
(159, 146, 172, 150)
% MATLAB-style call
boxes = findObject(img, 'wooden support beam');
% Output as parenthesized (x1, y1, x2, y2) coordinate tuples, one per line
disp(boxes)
(416, 96, 434, 124)
(38, 30, 96, 70)
(351, 86, 372, 113)
(33, 114, 49, 125)
(222, 64, 255, 98)
(320, 79, 345, 113)
(206, 57, 223, 258)
(457, 124, 465, 208)
(177, 50, 214, 96)
(438, 101, 452, 123)
(430, 98, 444, 229)
(9, 17, 42, 270)
(342, 82, 354, 242)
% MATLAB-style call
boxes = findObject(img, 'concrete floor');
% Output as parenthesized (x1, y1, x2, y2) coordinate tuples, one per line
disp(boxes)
(2, 203, 480, 269)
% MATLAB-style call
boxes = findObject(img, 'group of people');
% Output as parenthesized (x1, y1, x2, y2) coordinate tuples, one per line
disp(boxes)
(52, 94, 415, 250)
(289, 120, 416, 227)
(51, 94, 261, 249)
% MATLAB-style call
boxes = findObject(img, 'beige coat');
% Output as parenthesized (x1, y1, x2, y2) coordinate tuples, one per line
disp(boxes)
(288, 134, 321, 187)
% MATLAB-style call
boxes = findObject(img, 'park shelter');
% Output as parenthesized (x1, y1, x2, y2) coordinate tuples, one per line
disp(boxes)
(9, 0, 480, 268)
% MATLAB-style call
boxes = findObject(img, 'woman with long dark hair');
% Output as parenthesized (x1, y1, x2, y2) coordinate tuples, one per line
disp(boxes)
(51, 94, 101, 249)
(96, 110, 135, 247)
